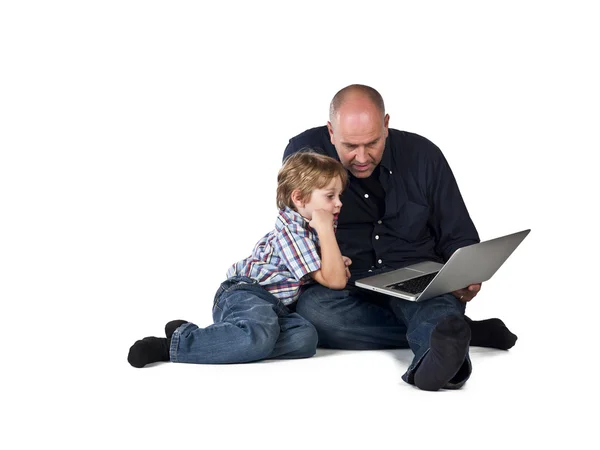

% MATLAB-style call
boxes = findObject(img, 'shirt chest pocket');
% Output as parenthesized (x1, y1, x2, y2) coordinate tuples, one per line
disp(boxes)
(393, 201, 430, 240)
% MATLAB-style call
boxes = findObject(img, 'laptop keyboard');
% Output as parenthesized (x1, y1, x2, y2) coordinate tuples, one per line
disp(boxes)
(387, 272, 438, 295)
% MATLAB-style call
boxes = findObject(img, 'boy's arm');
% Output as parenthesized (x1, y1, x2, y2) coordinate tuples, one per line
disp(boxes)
(309, 211, 348, 290)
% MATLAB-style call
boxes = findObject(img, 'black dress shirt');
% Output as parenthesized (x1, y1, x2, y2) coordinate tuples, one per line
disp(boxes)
(283, 126, 480, 278)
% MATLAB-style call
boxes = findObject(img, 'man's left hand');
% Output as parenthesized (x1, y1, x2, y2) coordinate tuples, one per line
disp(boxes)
(453, 283, 482, 303)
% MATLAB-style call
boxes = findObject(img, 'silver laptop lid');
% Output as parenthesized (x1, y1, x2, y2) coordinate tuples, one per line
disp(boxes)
(415, 229, 531, 301)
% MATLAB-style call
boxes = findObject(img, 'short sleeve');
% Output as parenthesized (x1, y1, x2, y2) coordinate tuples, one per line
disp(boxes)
(274, 223, 321, 281)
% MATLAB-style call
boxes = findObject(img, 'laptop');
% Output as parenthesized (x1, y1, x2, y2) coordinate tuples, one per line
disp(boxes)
(354, 229, 530, 301)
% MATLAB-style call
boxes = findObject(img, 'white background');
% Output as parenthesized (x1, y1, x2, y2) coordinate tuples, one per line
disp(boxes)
(1, 1, 598, 449)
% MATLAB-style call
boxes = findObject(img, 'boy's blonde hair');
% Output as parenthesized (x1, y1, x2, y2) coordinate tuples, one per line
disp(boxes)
(277, 150, 348, 210)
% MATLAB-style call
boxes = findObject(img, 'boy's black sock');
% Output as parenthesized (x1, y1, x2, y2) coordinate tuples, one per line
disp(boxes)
(414, 316, 471, 391)
(127, 337, 170, 368)
(464, 316, 518, 350)
(165, 320, 188, 339)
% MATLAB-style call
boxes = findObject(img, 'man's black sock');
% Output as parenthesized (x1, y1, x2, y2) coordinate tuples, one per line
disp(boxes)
(127, 337, 170, 368)
(165, 320, 188, 339)
(464, 316, 518, 350)
(414, 316, 471, 391)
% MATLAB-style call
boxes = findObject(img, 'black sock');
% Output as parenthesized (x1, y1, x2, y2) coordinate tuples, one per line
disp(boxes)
(127, 337, 170, 368)
(464, 316, 518, 350)
(414, 316, 471, 391)
(165, 320, 188, 339)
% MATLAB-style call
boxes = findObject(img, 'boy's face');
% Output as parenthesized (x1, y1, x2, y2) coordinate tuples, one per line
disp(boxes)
(296, 176, 344, 221)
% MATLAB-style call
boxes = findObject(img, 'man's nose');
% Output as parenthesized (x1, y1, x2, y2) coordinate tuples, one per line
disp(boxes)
(354, 146, 367, 162)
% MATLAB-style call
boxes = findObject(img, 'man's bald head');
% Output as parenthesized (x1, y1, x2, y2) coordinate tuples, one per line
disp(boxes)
(327, 85, 390, 178)
(329, 84, 385, 124)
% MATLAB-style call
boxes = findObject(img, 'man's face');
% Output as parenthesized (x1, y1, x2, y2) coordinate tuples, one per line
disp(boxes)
(328, 110, 389, 178)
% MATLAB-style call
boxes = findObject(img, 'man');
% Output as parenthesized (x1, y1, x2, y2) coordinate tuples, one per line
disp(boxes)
(283, 84, 517, 390)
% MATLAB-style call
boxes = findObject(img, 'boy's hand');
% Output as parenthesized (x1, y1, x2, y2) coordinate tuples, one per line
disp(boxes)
(309, 209, 334, 232)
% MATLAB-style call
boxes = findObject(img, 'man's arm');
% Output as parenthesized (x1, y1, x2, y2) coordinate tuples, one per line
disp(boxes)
(424, 141, 481, 302)
(283, 138, 298, 161)
(283, 126, 331, 162)
(425, 143, 479, 261)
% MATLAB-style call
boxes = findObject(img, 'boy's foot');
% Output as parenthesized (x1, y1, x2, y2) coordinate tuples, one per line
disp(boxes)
(465, 316, 518, 350)
(127, 337, 170, 368)
(165, 320, 188, 339)
(414, 315, 471, 391)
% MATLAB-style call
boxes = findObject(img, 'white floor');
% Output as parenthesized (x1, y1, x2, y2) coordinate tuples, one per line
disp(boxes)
(5, 311, 594, 450)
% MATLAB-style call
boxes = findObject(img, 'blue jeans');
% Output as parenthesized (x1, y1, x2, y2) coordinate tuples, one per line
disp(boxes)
(295, 283, 471, 388)
(170, 277, 318, 364)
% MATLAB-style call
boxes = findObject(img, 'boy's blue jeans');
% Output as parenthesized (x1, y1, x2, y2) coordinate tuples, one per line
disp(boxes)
(295, 282, 471, 389)
(170, 277, 318, 364)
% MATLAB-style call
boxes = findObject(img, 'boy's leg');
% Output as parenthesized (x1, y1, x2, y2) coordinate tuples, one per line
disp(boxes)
(170, 283, 282, 364)
(389, 294, 471, 391)
(295, 284, 410, 349)
(268, 311, 319, 360)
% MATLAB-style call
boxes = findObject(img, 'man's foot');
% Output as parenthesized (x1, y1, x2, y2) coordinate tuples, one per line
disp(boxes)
(414, 316, 471, 391)
(165, 320, 188, 339)
(127, 337, 170, 368)
(464, 316, 518, 350)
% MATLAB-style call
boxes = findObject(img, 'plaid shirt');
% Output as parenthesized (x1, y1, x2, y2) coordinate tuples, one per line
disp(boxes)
(226, 207, 322, 305)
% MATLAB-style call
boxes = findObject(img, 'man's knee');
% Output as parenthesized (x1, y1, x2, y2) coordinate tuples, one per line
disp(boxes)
(423, 294, 466, 319)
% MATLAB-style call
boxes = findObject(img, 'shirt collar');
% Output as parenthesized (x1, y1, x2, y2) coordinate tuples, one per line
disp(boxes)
(275, 206, 338, 232)
(379, 134, 393, 172)
(275, 207, 308, 232)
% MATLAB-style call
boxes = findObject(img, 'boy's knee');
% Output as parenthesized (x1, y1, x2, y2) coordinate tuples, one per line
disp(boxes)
(236, 321, 281, 361)
(245, 335, 279, 361)
(290, 326, 319, 358)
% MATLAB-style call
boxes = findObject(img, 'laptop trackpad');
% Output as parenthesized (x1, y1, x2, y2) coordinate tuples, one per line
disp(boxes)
(362, 263, 441, 285)
(404, 261, 444, 274)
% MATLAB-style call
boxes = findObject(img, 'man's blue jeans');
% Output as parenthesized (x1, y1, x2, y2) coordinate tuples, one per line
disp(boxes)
(295, 282, 471, 388)
(170, 277, 318, 364)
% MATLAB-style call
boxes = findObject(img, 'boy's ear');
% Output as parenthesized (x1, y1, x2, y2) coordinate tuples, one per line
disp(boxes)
(290, 189, 304, 209)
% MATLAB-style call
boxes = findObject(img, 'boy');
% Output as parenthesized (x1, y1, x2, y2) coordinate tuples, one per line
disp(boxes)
(128, 151, 349, 367)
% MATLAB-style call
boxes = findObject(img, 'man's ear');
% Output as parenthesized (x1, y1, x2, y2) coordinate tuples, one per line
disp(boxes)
(327, 121, 335, 145)
(383, 114, 390, 137)
(290, 189, 305, 209)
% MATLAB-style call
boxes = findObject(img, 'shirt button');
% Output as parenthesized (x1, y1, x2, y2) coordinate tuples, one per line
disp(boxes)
(378, 259, 382, 264)
(364, 194, 369, 198)
(377, 220, 382, 224)
(389, 170, 392, 174)
(375, 235, 379, 240)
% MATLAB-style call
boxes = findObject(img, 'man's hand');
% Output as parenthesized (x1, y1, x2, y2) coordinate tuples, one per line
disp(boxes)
(309, 209, 334, 233)
(453, 283, 482, 303)
(342, 256, 352, 280)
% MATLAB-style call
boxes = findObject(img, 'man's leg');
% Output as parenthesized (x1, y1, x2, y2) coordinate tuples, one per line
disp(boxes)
(389, 294, 471, 391)
(295, 284, 409, 349)
(465, 316, 518, 350)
